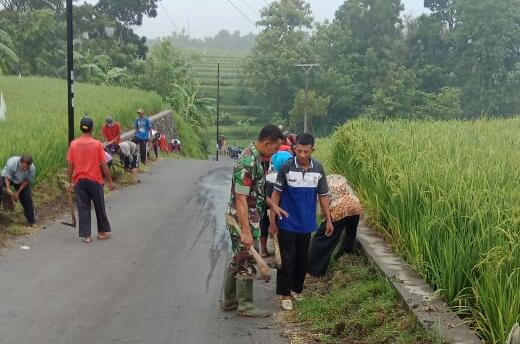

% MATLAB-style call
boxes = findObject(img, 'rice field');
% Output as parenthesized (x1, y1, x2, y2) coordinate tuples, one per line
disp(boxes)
(329, 118, 519, 343)
(0, 76, 163, 182)
(183, 48, 262, 148)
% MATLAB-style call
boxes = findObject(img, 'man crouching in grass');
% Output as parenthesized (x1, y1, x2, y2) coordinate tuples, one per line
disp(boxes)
(269, 133, 333, 311)
(0, 154, 37, 227)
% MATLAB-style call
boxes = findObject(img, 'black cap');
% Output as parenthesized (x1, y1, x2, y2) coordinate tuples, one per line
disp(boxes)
(80, 116, 94, 132)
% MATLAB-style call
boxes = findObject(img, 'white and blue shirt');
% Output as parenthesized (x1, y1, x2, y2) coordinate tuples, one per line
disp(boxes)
(135, 117, 152, 140)
(274, 157, 329, 233)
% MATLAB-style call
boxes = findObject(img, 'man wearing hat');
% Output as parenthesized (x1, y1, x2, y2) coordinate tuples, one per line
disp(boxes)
(102, 116, 121, 145)
(67, 117, 114, 243)
(134, 108, 152, 165)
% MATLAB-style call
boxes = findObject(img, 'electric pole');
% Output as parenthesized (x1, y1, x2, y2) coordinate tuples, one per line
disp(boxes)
(295, 64, 319, 133)
(216, 62, 220, 161)
(66, 0, 75, 145)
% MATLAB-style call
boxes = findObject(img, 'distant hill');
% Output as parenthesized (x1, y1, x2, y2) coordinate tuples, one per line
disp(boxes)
(149, 30, 256, 51)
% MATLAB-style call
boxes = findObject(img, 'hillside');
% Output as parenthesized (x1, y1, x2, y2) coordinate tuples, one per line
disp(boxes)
(183, 48, 262, 148)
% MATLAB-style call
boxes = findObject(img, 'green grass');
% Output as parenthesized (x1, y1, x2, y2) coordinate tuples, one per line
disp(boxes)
(0, 76, 164, 183)
(288, 254, 441, 344)
(174, 113, 207, 159)
(313, 138, 333, 170)
(329, 118, 520, 343)
(196, 78, 237, 87)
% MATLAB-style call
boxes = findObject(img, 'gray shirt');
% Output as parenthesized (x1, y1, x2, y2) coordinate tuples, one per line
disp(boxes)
(119, 141, 138, 158)
(1, 156, 36, 184)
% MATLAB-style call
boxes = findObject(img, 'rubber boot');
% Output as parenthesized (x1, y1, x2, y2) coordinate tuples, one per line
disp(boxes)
(236, 276, 270, 318)
(221, 269, 238, 311)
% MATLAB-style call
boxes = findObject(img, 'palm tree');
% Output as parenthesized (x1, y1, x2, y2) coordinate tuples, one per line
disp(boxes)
(0, 29, 19, 74)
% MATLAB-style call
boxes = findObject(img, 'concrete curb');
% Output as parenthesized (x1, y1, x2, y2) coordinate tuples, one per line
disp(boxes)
(356, 220, 482, 344)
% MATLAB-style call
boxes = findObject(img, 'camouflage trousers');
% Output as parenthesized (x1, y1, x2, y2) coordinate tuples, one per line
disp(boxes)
(226, 209, 261, 279)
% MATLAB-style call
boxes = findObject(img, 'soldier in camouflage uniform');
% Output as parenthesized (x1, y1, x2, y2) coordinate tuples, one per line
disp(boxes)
(221, 125, 285, 317)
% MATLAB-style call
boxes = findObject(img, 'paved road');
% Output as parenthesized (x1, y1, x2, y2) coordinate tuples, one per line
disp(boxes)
(0, 159, 283, 344)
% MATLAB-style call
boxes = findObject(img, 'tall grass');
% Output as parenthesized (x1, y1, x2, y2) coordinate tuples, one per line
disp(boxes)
(330, 118, 519, 344)
(173, 113, 207, 159)
(0, 76, 163, 182)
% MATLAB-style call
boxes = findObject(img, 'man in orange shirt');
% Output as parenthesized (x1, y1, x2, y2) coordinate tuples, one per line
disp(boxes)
(67, 117, 114, 243)
(102, 116, 121, 145)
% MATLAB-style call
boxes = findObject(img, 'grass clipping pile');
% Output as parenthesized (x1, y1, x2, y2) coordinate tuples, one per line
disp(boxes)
(280, 254, 439, 344)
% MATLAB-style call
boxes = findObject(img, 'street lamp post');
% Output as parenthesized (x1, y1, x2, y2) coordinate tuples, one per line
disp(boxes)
(66, 0, 75, 145)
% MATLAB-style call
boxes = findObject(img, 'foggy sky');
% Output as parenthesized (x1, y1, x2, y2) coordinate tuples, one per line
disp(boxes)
(85, 0, 427, 39)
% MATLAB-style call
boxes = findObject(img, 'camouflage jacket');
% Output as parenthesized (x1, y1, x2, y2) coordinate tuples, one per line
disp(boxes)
(227, 144, 267, 221)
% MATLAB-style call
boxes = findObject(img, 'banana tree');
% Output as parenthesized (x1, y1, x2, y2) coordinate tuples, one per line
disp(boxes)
(0, 29, 19, 75)
(78, 49, 103, 81)
(167, 83, 214, 133)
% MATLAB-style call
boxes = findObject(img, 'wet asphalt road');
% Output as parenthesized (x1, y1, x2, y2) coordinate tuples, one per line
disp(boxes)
(0, 159, 284, 344)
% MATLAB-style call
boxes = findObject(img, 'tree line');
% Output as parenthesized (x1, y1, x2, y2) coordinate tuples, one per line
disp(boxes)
(153, 30, 256, 51)
(239, 0, 520, 135)
(0, 0, 212, 140)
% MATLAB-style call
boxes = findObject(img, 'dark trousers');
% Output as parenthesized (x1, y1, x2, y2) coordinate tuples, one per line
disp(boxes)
(307, 215, 360, 277)
(1, 177, 35, 224)
(152, 140, 159, 158)
(276, 229, 311, 296)
(134, 138, 148, 164)
(75, 179, 111, 238)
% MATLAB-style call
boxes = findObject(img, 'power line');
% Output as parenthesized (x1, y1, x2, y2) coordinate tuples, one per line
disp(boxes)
(159, 2, 179, 32)
(241, 0, 259, 16)
(225, 0, 256, 26)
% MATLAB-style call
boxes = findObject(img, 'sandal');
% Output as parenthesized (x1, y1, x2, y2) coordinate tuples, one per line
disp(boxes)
(281, 299, 293, 311)
(97, 232, 112, 240)
(83, 237, 92, 243)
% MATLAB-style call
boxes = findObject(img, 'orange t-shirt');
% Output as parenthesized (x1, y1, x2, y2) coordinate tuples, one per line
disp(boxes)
(67, 136, 106, 185)
(102, 123, 121, 143)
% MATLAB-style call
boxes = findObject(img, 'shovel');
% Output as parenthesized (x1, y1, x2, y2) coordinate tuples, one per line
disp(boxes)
(61, 187, 76, 228)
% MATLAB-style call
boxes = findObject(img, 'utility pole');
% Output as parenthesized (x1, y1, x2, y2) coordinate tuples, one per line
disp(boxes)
(66, 0, 75, 145)
(216, 62, 220, 161)
(295, 64, 319, 133)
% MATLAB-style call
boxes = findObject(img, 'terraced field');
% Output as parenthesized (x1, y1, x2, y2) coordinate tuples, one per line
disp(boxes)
(183, 48, 262, 149)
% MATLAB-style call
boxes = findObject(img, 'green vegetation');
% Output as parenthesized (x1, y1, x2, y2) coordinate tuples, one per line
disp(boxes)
(240, 0, 520, 135)
(173, 113, 206, 160)
(286, 138, 440, 344)
(0, 1, 158, 82)
(329, 119, 520, 343)
(287, 255, 439, 344)
(186, 48, 261, 149)
(0, 76, 163, 182)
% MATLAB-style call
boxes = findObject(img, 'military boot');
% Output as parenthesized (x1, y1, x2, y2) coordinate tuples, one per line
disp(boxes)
(236, 276, 271, 318)
(221, 269, 238, 311)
